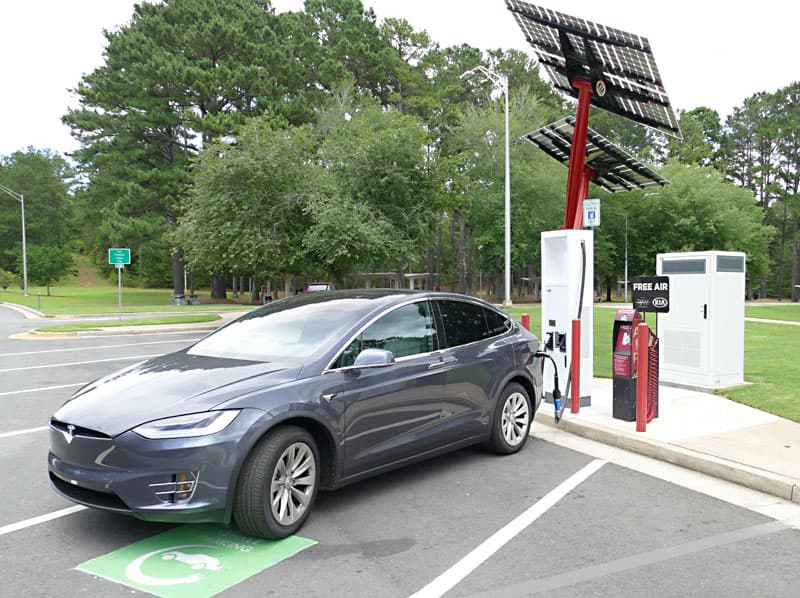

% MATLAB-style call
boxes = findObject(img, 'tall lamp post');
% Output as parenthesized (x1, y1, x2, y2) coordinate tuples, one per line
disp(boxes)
(0, 183, 28, 296)
(461, 66, 512, 307)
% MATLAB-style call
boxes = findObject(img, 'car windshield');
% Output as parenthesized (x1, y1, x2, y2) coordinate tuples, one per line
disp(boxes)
(188, 297, 373, 363)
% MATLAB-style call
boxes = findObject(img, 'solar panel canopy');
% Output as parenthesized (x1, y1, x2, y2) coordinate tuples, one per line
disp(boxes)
(506, 0, 681, 138)
(525, 117, 669, 193)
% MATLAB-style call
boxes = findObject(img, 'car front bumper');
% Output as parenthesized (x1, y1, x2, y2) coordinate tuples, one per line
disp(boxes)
(47, 409, 266, 524)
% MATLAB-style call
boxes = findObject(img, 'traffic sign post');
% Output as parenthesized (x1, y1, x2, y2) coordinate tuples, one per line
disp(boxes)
(109, 248, 131, 320)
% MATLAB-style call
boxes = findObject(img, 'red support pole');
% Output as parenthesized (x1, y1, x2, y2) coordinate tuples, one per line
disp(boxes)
(521, 313, 530, 331)
(564, 77, 593, 230)
(571, 318, 580, 413)
(636, 322, 649, 432)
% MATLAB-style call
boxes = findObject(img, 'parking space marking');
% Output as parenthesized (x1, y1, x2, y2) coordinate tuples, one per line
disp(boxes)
(0, 426, 48, 439)
(0, 354, 161, 374)
(465, 520, 789, 597)
(0, 505, 87, 537)
(0, 338, 201, 358)
(409, 459, 607, 598)
(0, 382, 87, 397)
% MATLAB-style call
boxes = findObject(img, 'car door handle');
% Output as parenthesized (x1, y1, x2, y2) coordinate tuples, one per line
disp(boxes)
(428, 357, 457, 370)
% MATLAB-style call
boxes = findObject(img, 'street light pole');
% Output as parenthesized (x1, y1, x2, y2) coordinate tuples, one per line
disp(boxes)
(461, 65, 512, 307)
(0, 183, 28, 296)
(624, 212, 628, 304)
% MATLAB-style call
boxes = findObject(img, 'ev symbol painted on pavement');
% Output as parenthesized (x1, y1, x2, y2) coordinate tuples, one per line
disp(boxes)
(78, 524, 315, 598)
(124, 545, 221, 587)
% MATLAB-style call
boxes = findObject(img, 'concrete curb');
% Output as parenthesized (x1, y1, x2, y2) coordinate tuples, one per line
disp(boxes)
(13, 323, 221, 340)
(534, 411, 800, 505)
(0, 301, 45, 319)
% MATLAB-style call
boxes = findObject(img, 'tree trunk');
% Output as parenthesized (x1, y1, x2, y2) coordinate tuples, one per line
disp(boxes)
(426, 247, 435, 291)
(436, 222, 443, 291)
(777, 202, 788, 300)
(457, 216, 467, 294)
(449, 216, 457, 293)
(792, 214, 799, 302)
(760, 273, 767, 300)
(170, 251, 184, 296)
(210, 274, 227, 300)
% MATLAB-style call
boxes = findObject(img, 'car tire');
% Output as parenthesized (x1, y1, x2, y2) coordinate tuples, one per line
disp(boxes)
(486, 382, 532, 454)
(233, 425, 320, 539)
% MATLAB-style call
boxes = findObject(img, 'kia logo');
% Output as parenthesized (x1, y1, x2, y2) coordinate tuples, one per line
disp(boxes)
(652, 297, 668, 309)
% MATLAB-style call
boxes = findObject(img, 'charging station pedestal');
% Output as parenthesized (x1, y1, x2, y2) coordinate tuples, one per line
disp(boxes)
(541, 229, 593, 405)
(656, 251, 745, 388)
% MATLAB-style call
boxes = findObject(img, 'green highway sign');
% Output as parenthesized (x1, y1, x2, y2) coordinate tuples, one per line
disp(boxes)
(108, 247, 131, 266)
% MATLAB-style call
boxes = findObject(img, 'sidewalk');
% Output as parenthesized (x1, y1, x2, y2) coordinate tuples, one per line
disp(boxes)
(534, 378, 800, 504)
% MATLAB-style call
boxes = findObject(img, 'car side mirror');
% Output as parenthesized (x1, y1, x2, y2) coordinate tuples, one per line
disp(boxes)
(352, 348, 395, 369)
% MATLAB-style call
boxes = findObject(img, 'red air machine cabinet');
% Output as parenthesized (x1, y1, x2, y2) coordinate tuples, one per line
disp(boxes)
(612, 309, 659, 422)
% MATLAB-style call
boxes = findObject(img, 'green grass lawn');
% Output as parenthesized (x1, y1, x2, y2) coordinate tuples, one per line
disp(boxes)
(745, 304, 800, 322)
(37, 314, 221, 333)
(504, 304, 800, 423)
(0, 285, 254, 315)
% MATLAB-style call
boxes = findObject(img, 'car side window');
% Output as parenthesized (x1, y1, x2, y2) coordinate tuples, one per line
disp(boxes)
(338, 301, 435, 367)
(435, 300, 488, 348)
(484, 308, 512, 337)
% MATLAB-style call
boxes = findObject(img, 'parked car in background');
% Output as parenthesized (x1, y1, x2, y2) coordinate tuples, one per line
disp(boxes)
(48, 290, 543, 539)
(306, 282, 335, 292)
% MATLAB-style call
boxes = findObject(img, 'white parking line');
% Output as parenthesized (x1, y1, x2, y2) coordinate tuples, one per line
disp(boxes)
(0, 426, 48, 439)
(408, 459, 607, 598)
(0, 382, 87, 397)
(0, 505, 87, 537)
(0, 354, 160, 374)
(0, 338, 200, 358)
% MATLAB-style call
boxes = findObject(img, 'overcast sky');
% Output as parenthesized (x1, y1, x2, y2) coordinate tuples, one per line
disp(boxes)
(1, 0, 798, 158)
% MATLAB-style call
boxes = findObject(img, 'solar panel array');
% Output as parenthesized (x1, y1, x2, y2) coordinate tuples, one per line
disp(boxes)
(506, 0, 681, 137)
(524, 117, 669, 193)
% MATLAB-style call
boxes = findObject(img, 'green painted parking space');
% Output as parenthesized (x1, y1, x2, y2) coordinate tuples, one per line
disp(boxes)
(77, 524, 315, 598)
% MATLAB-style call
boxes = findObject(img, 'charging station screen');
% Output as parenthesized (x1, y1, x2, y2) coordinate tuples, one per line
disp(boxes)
(613, 324, 632, 376)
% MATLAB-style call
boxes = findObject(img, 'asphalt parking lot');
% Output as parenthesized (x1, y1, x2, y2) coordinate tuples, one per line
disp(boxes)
(2, 304, 800, 597)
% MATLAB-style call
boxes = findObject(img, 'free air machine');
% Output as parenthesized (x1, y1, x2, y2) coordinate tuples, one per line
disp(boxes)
(506, 1, 682, 420)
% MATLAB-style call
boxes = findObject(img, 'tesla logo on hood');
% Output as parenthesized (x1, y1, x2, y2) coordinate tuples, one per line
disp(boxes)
(63, 424, 76, 445)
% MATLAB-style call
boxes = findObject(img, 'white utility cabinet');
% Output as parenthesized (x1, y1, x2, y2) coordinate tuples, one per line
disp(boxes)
(656, 251, 745, 388)
(541, 229, 593, 404)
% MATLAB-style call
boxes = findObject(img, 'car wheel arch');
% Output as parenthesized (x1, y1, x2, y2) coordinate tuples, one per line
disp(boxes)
(489, 373, 537, 428)
(227, 412, 339, 508)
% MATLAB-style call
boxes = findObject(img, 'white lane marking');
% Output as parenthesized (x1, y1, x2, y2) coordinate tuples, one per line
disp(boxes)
(0, 354, 160, 374)
(409, 459, 607, 598)
(0, 505, 87, 537)
(0, 426, 48, 439)
(0, 382, 87, 397)
(0, 338, 200, 358)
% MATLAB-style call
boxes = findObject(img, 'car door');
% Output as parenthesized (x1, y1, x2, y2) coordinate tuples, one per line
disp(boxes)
(434, 299, 515, 442)
(336, 300, 445, 477)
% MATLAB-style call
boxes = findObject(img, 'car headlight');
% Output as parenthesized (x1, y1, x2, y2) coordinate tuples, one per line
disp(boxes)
(133, 410, 241, 439)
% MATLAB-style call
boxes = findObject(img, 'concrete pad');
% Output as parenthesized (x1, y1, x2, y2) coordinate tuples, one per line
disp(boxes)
(534, 378, 800, 505)
(675, 420, 800, 480)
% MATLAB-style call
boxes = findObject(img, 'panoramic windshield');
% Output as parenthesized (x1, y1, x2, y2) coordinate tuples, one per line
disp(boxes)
(188, 297, 372, 362)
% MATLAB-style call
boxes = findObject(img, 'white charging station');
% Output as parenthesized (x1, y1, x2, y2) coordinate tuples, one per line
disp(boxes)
(541, 229, 594, 404)
(656, 251, 745, 388)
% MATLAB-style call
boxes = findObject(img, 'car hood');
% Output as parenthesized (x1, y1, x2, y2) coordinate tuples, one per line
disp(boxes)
(53, 352, 301, 437)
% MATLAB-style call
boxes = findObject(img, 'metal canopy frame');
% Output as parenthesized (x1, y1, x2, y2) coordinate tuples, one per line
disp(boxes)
(524, 116, 669, 195)
(506, 0, 679, 229)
